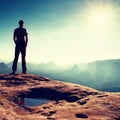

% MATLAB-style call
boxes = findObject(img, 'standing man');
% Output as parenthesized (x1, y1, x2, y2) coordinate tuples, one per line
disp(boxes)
(12, 20, 28, 74)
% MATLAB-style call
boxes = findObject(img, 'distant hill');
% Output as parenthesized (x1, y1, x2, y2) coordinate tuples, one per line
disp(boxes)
(86, 59, 120, 91)
(0, 62, 10, 73)
(26, 59, 120, 92)
(1, 59, 120, 92)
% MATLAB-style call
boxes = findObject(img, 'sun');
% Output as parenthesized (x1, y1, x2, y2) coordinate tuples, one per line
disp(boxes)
(89, 9, 111, 27)
(85, 2, 116, 30)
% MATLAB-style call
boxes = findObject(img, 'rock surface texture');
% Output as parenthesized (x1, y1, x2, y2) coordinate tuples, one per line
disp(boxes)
(0, 74, 120, 120)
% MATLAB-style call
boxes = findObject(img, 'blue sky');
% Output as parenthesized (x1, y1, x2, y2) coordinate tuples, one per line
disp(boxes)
(1, 0, 120, 65)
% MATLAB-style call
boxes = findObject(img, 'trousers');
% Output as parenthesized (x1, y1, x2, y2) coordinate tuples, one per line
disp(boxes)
(12, 44, 27, 72)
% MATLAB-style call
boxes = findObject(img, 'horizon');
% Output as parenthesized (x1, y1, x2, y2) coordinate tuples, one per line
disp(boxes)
(1, 58, 120, 67)
(1, 0, 120, 66)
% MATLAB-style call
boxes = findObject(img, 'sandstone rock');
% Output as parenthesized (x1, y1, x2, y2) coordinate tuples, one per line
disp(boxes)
(0, 74, 120, 120)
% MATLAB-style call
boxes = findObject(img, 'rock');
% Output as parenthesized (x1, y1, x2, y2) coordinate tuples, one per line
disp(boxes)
(0, 73, 120, 120)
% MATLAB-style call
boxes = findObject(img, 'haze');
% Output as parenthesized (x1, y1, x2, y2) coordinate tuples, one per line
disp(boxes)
(1, 0, 120, 65)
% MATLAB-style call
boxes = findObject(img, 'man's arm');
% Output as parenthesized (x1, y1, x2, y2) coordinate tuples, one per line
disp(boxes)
(13, 30, 17, 44)
(25, 34, 28, 47)
(25, 29, 28, 47)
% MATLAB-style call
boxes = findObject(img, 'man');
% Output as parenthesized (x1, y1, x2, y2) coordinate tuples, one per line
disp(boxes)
(12, 20, 28, 74)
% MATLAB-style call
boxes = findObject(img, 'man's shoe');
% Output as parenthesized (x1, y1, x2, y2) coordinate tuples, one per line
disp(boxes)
(22, 71, 27, 74)
(10, 71, 16, 75)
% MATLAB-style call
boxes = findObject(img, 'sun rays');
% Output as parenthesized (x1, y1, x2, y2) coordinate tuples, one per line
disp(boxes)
(84, 1, 119, 31)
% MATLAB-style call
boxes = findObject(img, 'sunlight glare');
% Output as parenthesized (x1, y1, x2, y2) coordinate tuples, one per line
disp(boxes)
(86, 4, 115, 30)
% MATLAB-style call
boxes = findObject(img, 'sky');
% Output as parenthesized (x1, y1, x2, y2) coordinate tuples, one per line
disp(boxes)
(1, 0, 120, 65)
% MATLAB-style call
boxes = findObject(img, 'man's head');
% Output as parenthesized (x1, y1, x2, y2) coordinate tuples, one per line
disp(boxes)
(19, 20, 24, 27)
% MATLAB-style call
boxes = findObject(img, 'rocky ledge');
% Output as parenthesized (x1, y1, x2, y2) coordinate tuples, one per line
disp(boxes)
(0, 74, 120, 120)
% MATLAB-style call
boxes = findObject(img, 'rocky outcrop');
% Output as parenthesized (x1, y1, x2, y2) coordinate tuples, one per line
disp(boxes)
(0, 74, 120, 120)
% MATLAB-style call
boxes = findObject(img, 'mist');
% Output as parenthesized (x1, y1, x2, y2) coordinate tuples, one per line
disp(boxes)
(26, 59, 120, 92)
(1, 59, 120, 92)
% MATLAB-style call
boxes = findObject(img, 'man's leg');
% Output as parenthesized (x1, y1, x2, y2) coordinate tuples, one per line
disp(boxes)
(12, 46, 20, 73)
(21, 47, 27, 73)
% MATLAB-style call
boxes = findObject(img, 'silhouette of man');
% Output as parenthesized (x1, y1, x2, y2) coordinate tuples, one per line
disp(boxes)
(12, 20, 28, 74)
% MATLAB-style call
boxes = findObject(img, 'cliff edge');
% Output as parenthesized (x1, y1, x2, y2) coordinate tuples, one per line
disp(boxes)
(0, 74, 120, 120)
